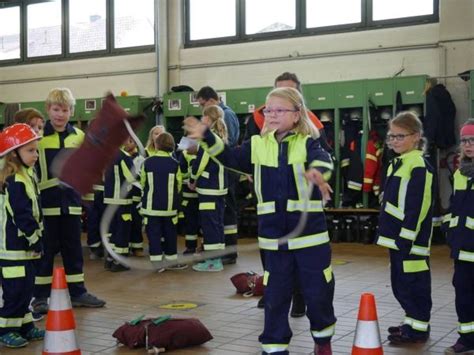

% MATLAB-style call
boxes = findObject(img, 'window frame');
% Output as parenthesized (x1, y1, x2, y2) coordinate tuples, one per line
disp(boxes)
(0, 0, 155, 67)
(0, 1, 23, 65)
(184, 0, 439, 48)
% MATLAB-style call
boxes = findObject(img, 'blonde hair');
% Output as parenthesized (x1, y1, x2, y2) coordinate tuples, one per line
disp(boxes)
(45, 88, 76, 113)
(202, 105, 228, 144)
(389, 111, 427, 152)
(460, 118, 474, 161)
(261, 87, 320, 139)
(146, 125, 166, 151)
(0, 153, 23, 192)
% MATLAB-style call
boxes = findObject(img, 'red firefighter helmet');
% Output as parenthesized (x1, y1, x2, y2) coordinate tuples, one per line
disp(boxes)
(0, 123, 41, 157)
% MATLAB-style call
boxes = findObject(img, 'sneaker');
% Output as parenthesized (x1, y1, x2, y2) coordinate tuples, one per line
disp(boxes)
(130, 249, 145, 257)
(165, 263, 189, 271)
(110, 261, 130, 272)
(71, 292, 106, 308)
(290, 293, 306, 318)
(0, 332, 28, 348)
(314, 342, 332, 355)
(89, 246, 104, 260)
(31, 297, 48, 314)
(388, 332, 429, 344)
(257, 296, 265, 309)
(183, 248, 196, 255)
(445, 340, 474, 354)
(388, 325, 402, 335)
(24, 327, 45, 341)
(192, 258, 224, 272)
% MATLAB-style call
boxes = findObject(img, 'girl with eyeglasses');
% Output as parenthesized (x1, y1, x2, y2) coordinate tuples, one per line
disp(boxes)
(184, 87, 335, 355)
(444, 119, 474, 354)
(376, 111, 435, 345)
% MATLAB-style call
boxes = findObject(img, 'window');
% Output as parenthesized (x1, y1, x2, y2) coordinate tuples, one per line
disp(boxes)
(114, 0, 154, 48)
(27, 0, 62, 58)
(188, 0, 236, 41)
(372, 0, 434, 21)
(69, 0, 107, 53)
(1, 0, 155, 66)
(245, 0, 296, 35)
(0, 6, 21, 61)
(185, 0, 438, 47)
(306, 0, 361, 28)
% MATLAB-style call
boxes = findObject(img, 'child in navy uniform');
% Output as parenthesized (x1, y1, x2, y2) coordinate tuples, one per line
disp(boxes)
(184, 87, 336, 355)
(0, 124, 45, 348)
(141, 132, 187, 270)
(190, 105, 229, 272)
(444, 119, 474, 354)
(376, 111, 434, 345)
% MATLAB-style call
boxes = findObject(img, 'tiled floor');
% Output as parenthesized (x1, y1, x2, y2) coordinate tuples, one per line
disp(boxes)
(1, 239, 460, 354)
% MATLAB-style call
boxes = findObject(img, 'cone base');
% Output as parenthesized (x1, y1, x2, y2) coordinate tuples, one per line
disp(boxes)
(43, 350, 81, 355)
(352, 345, 383, 355)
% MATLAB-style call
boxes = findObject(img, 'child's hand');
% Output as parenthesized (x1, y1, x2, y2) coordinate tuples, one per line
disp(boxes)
(318, 182, 333, 204)
(188, 181, 196, 191)
(183, 117, 206, 140)
(304, 168, 326, 187)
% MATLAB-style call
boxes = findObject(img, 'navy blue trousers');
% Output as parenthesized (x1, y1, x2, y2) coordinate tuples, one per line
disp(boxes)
(0, 261, 35, 336)
(389, 249, 432, 337)
(453, 260, 474, 347)
(183, 198, 200, 250)
(129, 202, 143, 249)
(34, 215, 87, 298)
(145, 216, 177, 259)
(86, 190, 104, 248)
(198, 195, 225, 250)
(259, 245, 336, 352)
(108, 204, 132, 255)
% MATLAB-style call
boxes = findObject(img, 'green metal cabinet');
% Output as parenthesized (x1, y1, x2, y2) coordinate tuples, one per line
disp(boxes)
(0, 103, 5, 126)
(366, 79, 393, 106)
(335, 80, 366, 108)
(393, 75, 427, 105)
(471, 70, 474, 117)
(227, 87, 271, 114)
(304, 83, 336, 110)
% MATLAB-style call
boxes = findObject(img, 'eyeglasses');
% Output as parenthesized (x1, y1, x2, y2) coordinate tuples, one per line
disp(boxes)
(460, 137, 474, 145)
(262, 108, 298, 117)
(386, 133, 414, 142)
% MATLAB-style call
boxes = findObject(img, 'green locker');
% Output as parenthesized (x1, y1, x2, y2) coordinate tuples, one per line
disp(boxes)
(366, 79, 393, 106)
(227, 87, 270, 114)
(335, 80, 366, 108)
(304, 83, 336, 110)
(393, 75, 427, 105)
(0, 103, 5, 126)
(163, 92, 201, 117)
(19, 101, 47, 118)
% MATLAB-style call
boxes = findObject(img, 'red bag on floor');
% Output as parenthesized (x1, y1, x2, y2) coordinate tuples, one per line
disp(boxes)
(113, 316, 213, 350)
(230, 272, 264, 297)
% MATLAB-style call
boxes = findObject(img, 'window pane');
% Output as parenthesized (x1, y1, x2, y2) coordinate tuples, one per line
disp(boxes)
(246, 0, 295, 35)
(0, 6, 20, 61)
(306, 0, 361, 28)
(114, 0, 154, 49)
(373, 0, 434, 21)
(189, 0, 236, 40)
(69, 0, 106, 53)
(27, 1, 62, 58)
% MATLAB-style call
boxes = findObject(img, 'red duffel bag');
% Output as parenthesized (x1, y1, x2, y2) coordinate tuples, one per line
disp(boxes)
(113, 316, 213, 350)
(230, 271, 264, 297)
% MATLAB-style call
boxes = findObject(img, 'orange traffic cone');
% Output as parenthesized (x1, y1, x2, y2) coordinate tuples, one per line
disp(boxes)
(352, 293, 383, 355)
(43, 267, 81, 355)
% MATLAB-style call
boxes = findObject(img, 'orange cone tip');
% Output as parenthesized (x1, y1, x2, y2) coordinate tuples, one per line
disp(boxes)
(52, 267, 68, 289)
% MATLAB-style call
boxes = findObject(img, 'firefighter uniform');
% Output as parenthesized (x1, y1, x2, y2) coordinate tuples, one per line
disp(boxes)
(191, 146, 227, 251)
(179, 151, 200, 251)
(34, 121, 86, 298)
(445, 170, 474, 348)
(141, 151, 182, 260)
(129, 150, 144, 253)
(87, 182, 105, 250)
(200, 130, 336, 354)
(376, 150, 434, 339)
(103, 149, 135, 256)
(0, 167, 42, 338)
